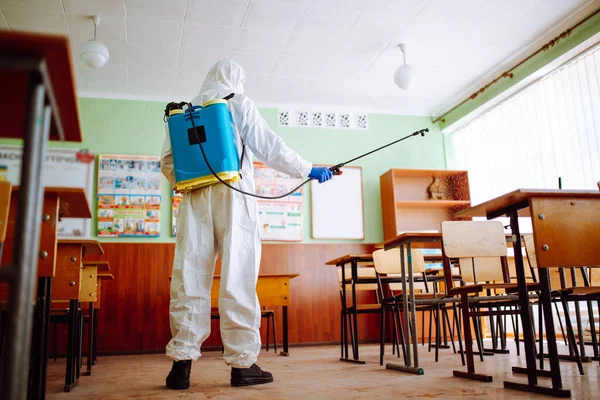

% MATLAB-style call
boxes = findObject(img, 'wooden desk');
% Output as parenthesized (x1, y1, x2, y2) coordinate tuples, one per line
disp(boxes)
(83, 261, 114, 368)
(1, 188, 90, 399)
(0, 31, 82, 400)
(325, 254, 374, 364)
(380, 233, 444, 375)
(168, 273, 299, 356)
(456, 189, 600, 398)
(55, 239, 103, 391)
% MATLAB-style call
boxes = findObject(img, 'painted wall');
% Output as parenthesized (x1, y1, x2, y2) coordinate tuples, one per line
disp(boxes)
(2, 98, 445, 243)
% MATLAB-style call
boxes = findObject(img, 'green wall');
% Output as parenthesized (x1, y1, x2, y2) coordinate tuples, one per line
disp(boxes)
(3, 98, 445, 244)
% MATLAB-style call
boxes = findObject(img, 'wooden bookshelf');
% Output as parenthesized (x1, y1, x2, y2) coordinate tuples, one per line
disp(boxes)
(380, 169, 471, 241)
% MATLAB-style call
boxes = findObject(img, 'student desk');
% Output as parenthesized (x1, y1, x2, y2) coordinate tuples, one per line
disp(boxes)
(87, 261, 114, 367)
(0, 31, 82, 400)
(168, 273, 298, 356)
(55, 239, 103, 392)
(455, 189, 600, 398)
(1, 187, 90, 399)
(380, 233, 444, 375)
(325, 254, 374, 364)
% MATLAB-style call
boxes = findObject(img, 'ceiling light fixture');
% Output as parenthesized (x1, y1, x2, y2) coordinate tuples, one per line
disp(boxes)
(80, 15, 110, 69)
(394, 43, 417, 90)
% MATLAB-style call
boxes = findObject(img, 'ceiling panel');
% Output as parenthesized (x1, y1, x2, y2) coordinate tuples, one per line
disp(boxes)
(78, 63, 128, 84)
(309, 0, 367, 10)
(272, 55, 324, 77)
(185, 0, 248, 26)
(295, 5, 360, 35)
(2, 7, 68, 34)
(181, 23, 238, 50)
(178, 47, 230, 69)
(62, 0, 125, 18)
(229, 51, 279, 74)
(234, 27, 292, 53)
(1, 0, 593, 117)
(242, 1, 306, 31)
(282, 31, 338, 57)
(127, 18, 182, 47)
(126, 0, 187, 21)
(363, 0, 429, 14)
(0, 0, 63, 11)
(128, 44, 179, 69)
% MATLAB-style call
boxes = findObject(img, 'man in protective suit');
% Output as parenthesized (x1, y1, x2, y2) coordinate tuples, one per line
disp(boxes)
(160, 59, 332, 389)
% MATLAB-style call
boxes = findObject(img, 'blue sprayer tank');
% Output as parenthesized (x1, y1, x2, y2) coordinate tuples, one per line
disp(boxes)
(167, 99, 240, 192)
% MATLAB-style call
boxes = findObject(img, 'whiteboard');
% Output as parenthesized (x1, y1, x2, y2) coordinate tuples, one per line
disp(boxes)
(311, 166, 364, 239)
(0, 145, 95, 238)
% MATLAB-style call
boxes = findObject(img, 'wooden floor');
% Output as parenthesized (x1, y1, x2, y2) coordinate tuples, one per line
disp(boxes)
(46, 341, 599, 399)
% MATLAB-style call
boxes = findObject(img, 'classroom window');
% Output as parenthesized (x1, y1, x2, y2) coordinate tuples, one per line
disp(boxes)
(449, 44, 600, 209)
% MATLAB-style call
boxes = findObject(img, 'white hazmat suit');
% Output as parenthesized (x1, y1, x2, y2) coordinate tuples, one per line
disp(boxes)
(161, 59, 312, 368)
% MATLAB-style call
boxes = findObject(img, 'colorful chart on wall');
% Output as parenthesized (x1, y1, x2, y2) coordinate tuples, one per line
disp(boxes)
(254, 162, 303, 241)
(172, 190, 182, 236)
(0, 145, 95, 238)
(97, 154, 162, 237)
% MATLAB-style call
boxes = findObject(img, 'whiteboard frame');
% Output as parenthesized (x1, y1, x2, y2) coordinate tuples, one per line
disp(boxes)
(310, 165, 365, 240)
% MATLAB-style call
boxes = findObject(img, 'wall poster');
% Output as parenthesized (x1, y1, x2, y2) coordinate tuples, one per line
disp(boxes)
(253, 162, 303, 241)
(97, 154, 161, 237)
(0, 145, 95, 238)
(172, 190, 182, 236)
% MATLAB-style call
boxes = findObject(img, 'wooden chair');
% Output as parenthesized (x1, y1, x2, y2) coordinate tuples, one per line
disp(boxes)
(373, 248, 458, 365)
(441, 220, 536, 382)
(337, 265, 400, 363)
(523, 234, 600, 374)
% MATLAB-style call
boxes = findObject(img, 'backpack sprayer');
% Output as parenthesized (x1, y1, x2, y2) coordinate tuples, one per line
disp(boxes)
(164, 98, 428, 200)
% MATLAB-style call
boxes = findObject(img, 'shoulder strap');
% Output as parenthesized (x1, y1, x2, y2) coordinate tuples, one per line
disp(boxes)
(221, 93, 246, 175)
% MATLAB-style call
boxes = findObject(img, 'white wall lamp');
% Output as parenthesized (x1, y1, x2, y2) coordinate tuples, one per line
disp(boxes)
(394, 43, 417, 90)
(80, 15, 110, 69)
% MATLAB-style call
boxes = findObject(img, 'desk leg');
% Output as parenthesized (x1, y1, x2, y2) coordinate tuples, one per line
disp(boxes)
(39, 278, 51, 400)
(1, 81, 50, 400)
(83, 303, 93, 376)
(503, 211, 570, 398)
(64, 300, 79, 392)
(280, 306, 289, 357)
(92, 309, 98, 365)
(386, 244, 423, 375)
(350, 260, 360, 361)
(28, 277, 51, 400)
(340, 263, 349, 361)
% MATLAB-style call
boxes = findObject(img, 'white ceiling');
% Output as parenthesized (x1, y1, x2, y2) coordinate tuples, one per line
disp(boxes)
(1, 0, 598, 116)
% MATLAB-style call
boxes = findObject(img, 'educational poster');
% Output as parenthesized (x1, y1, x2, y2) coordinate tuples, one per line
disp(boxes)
(97, 154, 162, 237)
(0, 145, 95, 238)
(254, 162, 303, 241)
(172, 191, 182, 236)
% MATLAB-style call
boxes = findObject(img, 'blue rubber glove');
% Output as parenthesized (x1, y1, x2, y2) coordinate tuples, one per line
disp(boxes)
(309, 167, 333, 183)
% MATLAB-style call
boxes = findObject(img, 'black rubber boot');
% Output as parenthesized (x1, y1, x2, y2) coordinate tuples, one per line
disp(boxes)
(166, 360, 192, 390)
(231, 364, 274, 387)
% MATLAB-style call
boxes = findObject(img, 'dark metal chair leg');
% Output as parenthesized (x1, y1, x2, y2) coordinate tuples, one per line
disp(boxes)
(380, 306, 385, 365)
(560, 296, 584, 375)
(265, 313, 270, 352)
(272, 312, 277, 354)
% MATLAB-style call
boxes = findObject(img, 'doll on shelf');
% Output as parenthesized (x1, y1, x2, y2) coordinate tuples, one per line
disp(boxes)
(427, 177, 447, 200)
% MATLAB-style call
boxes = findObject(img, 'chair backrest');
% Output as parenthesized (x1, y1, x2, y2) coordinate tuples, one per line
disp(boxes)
(0, 181, 12, 244)
(373, 248, 428, 293)
(337, 266, 378, 291)
(442, 221, 507, 284)
(372, 248, 426, 275)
